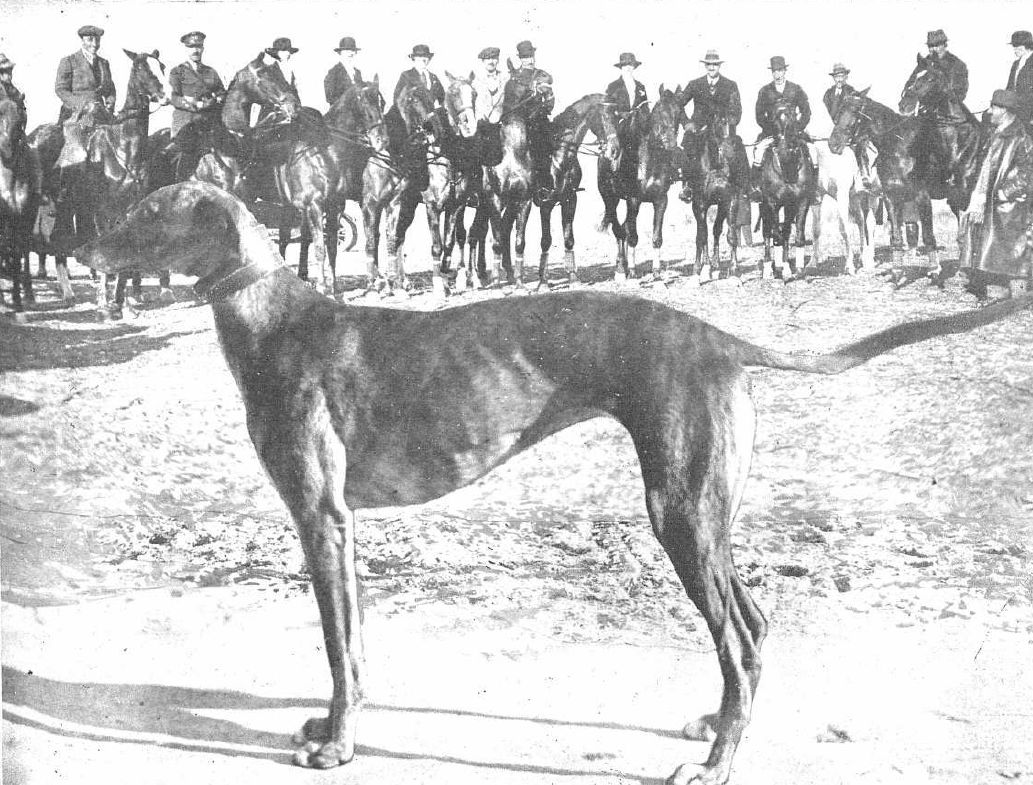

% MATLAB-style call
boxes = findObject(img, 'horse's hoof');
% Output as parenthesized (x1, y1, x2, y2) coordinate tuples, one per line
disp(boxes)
(536, 279, 551, 293)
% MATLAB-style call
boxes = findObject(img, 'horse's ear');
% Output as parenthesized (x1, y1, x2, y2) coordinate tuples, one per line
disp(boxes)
(445, 70, 456, 84)
(506, 57, 516, 74)
(372, 73, 379, 90)
(469, 70, 476, 83)
(123, 49, 138, 60)
(860, 86, 871, 97)
(151, 50, 160, 61)
(658, 82, 665, 95)
(916, 53, 925, 66)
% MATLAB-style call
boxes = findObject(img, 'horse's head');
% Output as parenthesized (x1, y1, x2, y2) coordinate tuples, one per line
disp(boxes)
(650, 85, 685, 150)
(123, 49, 171, 107)
(828, 87, 870, 154)
(0, 98, 25, 161)
(506, 62, 552, 121)
(356, 77, 388, 152)
(899, 54, 948, 115)
(395, 81, 438, 140)
(771, 98, 801, 139)
(229, 54, 301, 123)
(444, 71, 477, 138)
(595, 99, 621, 166)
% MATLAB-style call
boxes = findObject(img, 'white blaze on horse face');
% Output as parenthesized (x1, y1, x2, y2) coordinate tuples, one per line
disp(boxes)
(456, 82, 476, 137)
(146, 53, 172, 104)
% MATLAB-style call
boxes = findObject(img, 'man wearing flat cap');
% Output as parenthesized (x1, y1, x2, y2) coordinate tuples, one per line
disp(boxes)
(907, 29, 968, 102)
(503, 40, 555, 191)
(605, 53, 648, 176)
(961, 88, 1033, 300)
(473, 46, 504, 124)
(1007, 30, 1033, 94)
(751, 55, 811, 179)
(167, 31, 226, 179)
(325, 37, 364, 107)
(54, 24, 116, 123)
(823, 63, 857, 122)
(0, 54, 26, 116)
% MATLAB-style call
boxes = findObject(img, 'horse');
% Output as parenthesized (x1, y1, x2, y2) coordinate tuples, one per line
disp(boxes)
(0, 97, 41, 314)
(320, 78, 387, 286)
(196, 53, 344, 295)
(597, 86, 684, 281)
(756, 97, 817, 279)
(359, 79, 440, 294)
(47, 51, 169, 315)
(680, 111, 750, 281)
(896, 55, 986, 281)
(518, 93, 620, 291)
(811, 140, 879, 274)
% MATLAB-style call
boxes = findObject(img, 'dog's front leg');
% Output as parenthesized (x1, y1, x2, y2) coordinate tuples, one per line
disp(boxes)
(259, 426, 365, 768)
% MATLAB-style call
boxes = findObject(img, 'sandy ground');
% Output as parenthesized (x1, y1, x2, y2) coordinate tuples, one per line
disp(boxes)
(2, 194, 1032, 784)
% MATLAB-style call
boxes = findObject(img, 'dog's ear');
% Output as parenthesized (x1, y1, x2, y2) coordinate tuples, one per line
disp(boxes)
(192, 196, 231, 235)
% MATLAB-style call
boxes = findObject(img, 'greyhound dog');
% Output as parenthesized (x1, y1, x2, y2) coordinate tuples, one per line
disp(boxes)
(78, 181, 1032, 785)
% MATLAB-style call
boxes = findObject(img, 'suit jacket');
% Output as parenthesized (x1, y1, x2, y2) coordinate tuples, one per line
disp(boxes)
(392, 68, 445, 110)
(169, 62, 226, 137)
(472, 72, 505, 123)
(823, 82, 857, 121)
(908, 51, 968, 102)
(324, 62, 364, 106)
(755, 80, 811, 137)
(502, 66, 555, 116)
(605, 77, 648, 114)
(682, 74, 742, 128)
(1007, 54, 1033, 94)
(55, 50, 116, 122)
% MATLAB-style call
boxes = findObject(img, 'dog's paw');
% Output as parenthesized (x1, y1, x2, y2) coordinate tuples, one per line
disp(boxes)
(291, 740, 353, 769)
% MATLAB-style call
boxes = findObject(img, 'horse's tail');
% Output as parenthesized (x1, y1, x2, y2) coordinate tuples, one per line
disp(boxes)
(736, 294, 1033, 375)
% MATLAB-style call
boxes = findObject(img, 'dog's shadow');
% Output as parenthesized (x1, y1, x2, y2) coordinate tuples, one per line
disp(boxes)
(2, 666, 677, 781)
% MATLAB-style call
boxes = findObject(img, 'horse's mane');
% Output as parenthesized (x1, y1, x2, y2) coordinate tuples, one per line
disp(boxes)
(552, 93, 605, 131)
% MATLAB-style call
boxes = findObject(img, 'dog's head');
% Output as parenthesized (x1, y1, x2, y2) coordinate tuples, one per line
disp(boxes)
(77, 182, 278, 280)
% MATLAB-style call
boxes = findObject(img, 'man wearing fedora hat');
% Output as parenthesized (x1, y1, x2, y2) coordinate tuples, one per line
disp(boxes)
(751, 55, 811, 178)
(393, 44, 445, 109)
(503, 40, 555, 191)
(473, 47, 505, 124)
(0, 54, 26, 115)
(679, 50, 744, 191)
(907, 29, 968, 102)
(54, 24, 116, 123)
(167, 32, 226, 179)
(823, 63, 856, 122)
(1007, 30, 1033, 94)
(325, 37, 364, 106)
(961, 88, 1033, 300)
(605, 52, 648, 175)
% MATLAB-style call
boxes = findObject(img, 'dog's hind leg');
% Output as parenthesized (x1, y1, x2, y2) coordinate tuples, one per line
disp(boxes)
(637, 376, 765, 785)
(259, 419, 365, 769)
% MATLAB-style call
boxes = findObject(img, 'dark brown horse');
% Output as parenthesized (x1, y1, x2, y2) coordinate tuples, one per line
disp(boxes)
(55, 50, 170, 315)
(597, 86, 684, 280)
(757, 97, 816, 279)
(26, 121, 75, 299)
(196, 54, 348, 294)
(521, 93, 620, 290)
(0, 97, 40, 313)
(681, 111, 749, 280)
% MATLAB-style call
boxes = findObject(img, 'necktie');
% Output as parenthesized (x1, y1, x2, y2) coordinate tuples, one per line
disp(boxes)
(424, 72, 430, 91)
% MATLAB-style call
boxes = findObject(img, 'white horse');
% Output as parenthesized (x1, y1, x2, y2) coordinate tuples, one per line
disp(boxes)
(811, 141, 879, 274)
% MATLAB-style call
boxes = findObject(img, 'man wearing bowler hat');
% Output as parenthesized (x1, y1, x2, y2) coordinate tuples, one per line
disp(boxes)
(325, 37, 364, 106)
(503, 40, 555, 191)
(168, 31, 226, 179)
(1006, 30, 1033, 94)
(393, 43, 445, 109)
(605, 52, 648, 175)
(907, 29, 968, 103)
(751, 55, 812, 186)
(54, 24, 116, 123)
(961, 88, 1033, 300)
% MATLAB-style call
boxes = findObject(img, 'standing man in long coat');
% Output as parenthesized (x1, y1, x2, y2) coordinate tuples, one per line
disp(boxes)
(54, 25, 116, 123)
(961, 89, 1033, 300)
(324, 37, 363, 107)
(1006, 30, 1033, 95)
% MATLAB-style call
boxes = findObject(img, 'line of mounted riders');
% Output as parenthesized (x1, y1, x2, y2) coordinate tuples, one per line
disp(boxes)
(2, 26, 1032, 316)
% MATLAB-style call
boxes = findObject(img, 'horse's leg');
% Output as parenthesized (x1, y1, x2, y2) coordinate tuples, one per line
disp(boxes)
(917, 196, 943, 284)
(625, 198, 642, 278)
(362, 195, 383, 292)
(561, 192, 578, 284)
(711, 201, 730, 280)
(726, 196, 741, 279)
(650, 193, 668, 278)
(157, 269, 175, 303)
(513, 199, 532, 288)
(601, 191, 628, 279)
(423, 200, 447, 298)
(498, 202, 518, 286)
(35, 250, 47, 280)
(21, 253, 35, 305)
(537, 202, 554, 291)
(129, 271, 143, 304)
(794, 202, 810, 276)
(56, 255, 74, 300)
(387, 192, 418, 293)
(324, 204, 341, 296)
(305, 201, 331, 297)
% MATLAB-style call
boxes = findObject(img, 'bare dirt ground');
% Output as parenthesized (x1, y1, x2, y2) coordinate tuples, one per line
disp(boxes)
(2, 194, 1032, 785)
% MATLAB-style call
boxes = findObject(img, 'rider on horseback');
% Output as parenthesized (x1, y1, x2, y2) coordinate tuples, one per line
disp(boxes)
(391, 43, 445, 192)
(907, 29, 968, 105)
(678, 49, 745, 201)
(0, 54, 26, 118)
(54, 25, 116, 124)
(166, 31, 226, 180)
(503, 40, 555, 193)
(823, 62, 876, 181)
(750, 56, 812, 198)
(604, 52, 649, 178)
(472, 46, 505, 165)
(324, 37, 363, 107)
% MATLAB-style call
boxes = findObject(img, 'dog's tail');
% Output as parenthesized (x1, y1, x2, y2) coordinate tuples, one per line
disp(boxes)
(738, 293, 1033, 375)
